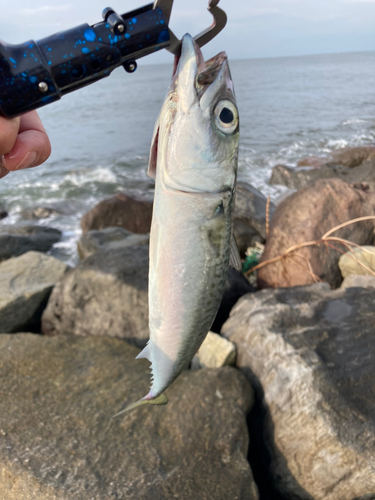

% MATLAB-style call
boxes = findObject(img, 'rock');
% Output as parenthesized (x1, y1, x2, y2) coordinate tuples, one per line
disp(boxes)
(271, 155, 375, 191)
(211, 268, 256, 334)
(270, 163, 349, 190)
(258, 179, 375, 289)
(234, 181, 276, 254)
(191, 331, 236, 370)
(81, 192, 153, 235)
(298, 146, 375, 169)
(222, 283, 375, 500)
(341, 274, 375, 289)
(20, 200, 85, 220)
(0, 251, 69, 333)
(0, 202, 8, 220)
(77, 227, 149, 260)
(0, 225, 62, 262)
(339, 245, 375, 277)
(330, 146, 375, 168)
(0, 334, 258, 500)
(297, 156, 336, 169)
(42, 246, 150, 348)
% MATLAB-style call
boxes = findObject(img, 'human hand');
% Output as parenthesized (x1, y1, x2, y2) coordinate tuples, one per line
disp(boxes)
(0, 111, 51, 179)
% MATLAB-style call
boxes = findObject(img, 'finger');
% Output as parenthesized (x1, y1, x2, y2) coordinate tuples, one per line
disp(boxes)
(0, 116, 20, 157)
(2, 111, 51, 172)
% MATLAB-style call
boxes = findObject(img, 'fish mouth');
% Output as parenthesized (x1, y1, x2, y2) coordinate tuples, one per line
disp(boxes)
(172, 34, 230, 100)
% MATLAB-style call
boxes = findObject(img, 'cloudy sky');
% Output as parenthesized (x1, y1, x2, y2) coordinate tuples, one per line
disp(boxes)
(1, 0, 375, 62)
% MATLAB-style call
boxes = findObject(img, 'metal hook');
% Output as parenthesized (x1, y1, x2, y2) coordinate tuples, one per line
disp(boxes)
(153, 0, 227, 55)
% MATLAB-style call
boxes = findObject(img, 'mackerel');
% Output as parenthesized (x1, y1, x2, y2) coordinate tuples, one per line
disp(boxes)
(113, 33, 239, 415)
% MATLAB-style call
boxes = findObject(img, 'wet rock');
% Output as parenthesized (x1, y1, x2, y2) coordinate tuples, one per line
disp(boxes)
(0, 225, 62, 262)
(211, 268, 256, 334)
(339, 245, 375, 278)
(191, 331, 236, 370)
(234, 181, 276, 254)
(81, 192, 153, 235)
(222, 283, 375, 500)
(0, 251, 69, 333)
(0, 334, 258, 500)
(271, 157, 375, 191)
(42, 246, 150, 348)
(77, 227, 149, 260)
(0, 202, 8, 220)
(341, 274, 375, 289)
(270, 163, 349, 190)
(329, 146, 375, 167)
(20, 200, 85, 220)
(258, 179, 375, 289)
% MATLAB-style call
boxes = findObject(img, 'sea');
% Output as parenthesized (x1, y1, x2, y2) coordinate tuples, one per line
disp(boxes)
(1, 50, 375, 266)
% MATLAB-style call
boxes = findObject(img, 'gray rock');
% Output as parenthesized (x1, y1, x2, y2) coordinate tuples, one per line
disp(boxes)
(0, 334, 258, 500)
(339, 245, 375, 278)
(191, 331, 236, 370)
(341, 274, 375, 289)
(77, 227, 149, 260)
(0, 225, 61, 262)
(270, 159, 375, 191)
(234, 181, 276, 254)
(222, 283, 375, 500)
(0, 252, 69, 333)
(42, 246, 150, 348)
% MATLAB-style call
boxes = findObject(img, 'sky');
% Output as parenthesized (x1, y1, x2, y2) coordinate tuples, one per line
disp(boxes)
(0, 0, 375, 62)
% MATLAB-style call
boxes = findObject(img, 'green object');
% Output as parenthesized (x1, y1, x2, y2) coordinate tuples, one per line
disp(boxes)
(242, 252, 260, 274)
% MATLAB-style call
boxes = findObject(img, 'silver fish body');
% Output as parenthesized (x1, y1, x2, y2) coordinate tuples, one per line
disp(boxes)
(114, 34, 239, 415)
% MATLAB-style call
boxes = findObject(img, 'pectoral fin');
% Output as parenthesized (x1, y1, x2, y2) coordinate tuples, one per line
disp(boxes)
(229, 235, 242, 272)
(111, 393, 168, 419)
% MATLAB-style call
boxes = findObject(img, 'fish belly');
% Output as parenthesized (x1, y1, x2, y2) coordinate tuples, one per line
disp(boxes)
(148, 185, 232, 396)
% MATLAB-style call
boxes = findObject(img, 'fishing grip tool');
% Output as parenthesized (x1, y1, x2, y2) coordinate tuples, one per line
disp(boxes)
(0, 0, 227, 118)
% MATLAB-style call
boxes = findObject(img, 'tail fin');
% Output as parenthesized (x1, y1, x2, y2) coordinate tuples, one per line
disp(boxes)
(111, 393, 168, 419)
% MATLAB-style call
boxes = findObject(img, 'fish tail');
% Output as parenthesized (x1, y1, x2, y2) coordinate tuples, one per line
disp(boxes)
(111, 393, 168, 419)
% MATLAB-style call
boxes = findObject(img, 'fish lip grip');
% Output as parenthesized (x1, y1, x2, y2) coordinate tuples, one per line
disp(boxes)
(0, 0, 226, 118)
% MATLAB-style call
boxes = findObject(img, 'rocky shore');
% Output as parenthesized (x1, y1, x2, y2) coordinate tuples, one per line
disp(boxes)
(1, 145, 375, 499)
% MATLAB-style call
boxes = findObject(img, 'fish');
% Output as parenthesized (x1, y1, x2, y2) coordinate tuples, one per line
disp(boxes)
(113, 33, 240, 417)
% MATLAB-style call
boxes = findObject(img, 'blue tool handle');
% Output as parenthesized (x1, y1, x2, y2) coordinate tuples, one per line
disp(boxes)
(0, 3, 170, 118)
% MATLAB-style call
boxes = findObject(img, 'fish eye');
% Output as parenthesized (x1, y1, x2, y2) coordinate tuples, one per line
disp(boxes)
(214, 100, 238, 134)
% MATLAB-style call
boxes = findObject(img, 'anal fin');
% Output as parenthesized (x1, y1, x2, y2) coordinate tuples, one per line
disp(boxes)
(136, 343, 151, 361)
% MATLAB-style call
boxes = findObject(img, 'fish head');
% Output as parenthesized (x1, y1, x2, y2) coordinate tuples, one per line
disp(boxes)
(148, 34, 239, 194)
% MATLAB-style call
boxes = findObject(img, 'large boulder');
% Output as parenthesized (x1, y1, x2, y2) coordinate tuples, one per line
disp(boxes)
(270, 162, 349, 190)
(0, 251, 69, 333)
(77, 227, 149, 260)
(234, 181, 276, 254)
(338, 245, 375, 278)
(257, 179, 375, 289)
(222, 283, 375, 500)
(81, 192, 153, 234)
(0, 225, 61, 261)
(42, 246, 150, 347)
(0, 334, 258, 500)
(271, 147, 375, 191)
